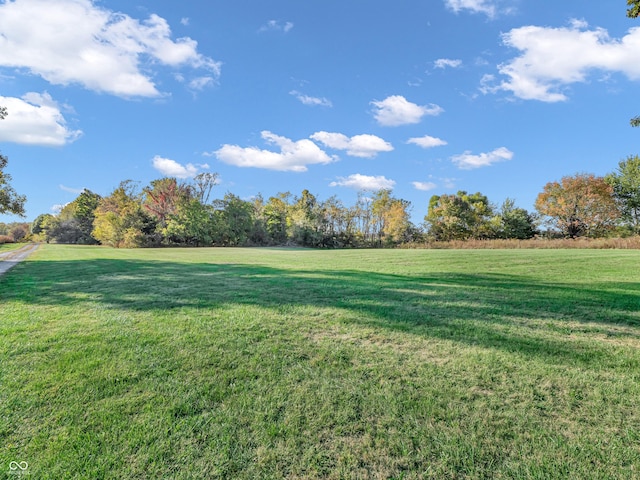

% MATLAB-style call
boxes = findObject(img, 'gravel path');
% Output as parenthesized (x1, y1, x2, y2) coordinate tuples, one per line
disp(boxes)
(0, 244, 39, 276)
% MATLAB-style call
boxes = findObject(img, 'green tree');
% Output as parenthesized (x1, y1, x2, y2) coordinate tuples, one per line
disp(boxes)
(606, 155, 640, 233)
(535, 173, 619, 238)
(495, 198, 537, 239)
(0, 153, 26, 216)
(31, 213, 55, 241)
(54, 189, 102, 244)
(263, 193, 291, 244)
(93, 181, 156, 247)
(425, 191, 494, 241)
(163, 199, 216, 246)
(215, 193, 255, 246)
(290, 189, 325, 247)
(0, 110, 25, 216)
(247, 194, 270, 245)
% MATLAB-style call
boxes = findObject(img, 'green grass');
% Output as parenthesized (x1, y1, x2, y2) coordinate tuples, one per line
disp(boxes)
(0, 243, 24, 253)
(1, 245, 640, 479)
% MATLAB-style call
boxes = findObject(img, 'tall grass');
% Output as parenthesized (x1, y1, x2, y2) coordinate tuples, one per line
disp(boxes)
(404, 236, 640, 249)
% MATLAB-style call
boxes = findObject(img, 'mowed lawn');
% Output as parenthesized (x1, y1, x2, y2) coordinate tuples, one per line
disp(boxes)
(1, 245, 639, 479)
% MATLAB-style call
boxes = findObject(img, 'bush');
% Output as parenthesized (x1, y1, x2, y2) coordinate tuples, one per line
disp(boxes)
(0, 235, 14, 244)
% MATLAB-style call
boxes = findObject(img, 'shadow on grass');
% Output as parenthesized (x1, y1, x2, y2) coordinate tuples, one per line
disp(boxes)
(3, 258, 640, 367)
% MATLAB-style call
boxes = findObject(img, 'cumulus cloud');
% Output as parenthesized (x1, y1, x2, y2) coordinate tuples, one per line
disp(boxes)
(259, 20, 294, 33)
(0, 0, 221, 98)
(371, 95, 443, 126)
(434, 58, 462, 69)
(0, 92, 82, 146)
(407, 135, 448, 148)
(310, 131, 393, 158)
(152, 156, 206, 178)
(412, 181, 438, 191)
(329, 174, 396, 190)
(215, 131, 335, 172)
(289, 91, 333, 107)
(489, 21, 640, 102)
(451, 147, 513, 169)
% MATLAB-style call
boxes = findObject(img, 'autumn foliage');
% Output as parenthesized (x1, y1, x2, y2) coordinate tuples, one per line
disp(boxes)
(535, 173, 619, 238)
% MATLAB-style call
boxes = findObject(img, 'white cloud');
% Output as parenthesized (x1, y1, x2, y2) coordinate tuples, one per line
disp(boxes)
(152, 156, 205, 178)
(492, 21, 640, 102)
(215, 131, 335, 172)
(412, 181, 438, 191)
(407, 135, 448, 148)
(0, 0, 220, 98)
(259, 20, 294, 33)
(451, 147, 513, 169)
(59, 184, 84, 194)
(444, 0, 497, 17)
(188, 76, 215, 91)
(51, 203, 67, 213)
(371, 95, 443, 126)
(289, 91, 333, 107)
(330, 174, 396, 190)
(180, 17, 190, 26)
(434, 58, 462, 69)
(310, 132, 393, 158)
(0, 92, 82, 146)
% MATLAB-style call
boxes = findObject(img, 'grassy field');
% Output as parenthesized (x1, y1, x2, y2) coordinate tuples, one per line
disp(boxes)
(1, 245, 639, 479)
(0, 243, 24, 253)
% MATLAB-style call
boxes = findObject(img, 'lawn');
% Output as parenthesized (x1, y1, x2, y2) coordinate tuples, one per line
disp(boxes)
(0, 243, 24, 253)
(1, 245, 639, 479)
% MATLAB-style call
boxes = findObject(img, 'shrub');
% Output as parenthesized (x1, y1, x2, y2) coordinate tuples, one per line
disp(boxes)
(0, 235, 14, 244)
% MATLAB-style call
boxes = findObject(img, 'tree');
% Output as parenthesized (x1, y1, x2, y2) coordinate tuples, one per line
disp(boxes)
(0, 153, 26, 217)
(93, 181, 156, 247)
(0, 109, 25, 216)
(605, 155, 640, 233)
(143, 178, 192, 230)
(495, 199, 537, 239)
(290, 189, 325, 247)
(263, 193, 291, 244)
(9, 223, 29, 242)
(535, 173, 619, 238)
(54, 189, 102, 244)
(214, 193, 255, 246)
(245, 194, 270, 245)
(31, 213, 55, 240)
(425, 191, 494, 241)
(192, 172, 219, 205)
(370, 189, 413, 246)
(163, 199, 216, 246)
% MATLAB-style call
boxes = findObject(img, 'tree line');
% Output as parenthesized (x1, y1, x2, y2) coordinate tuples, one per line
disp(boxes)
(17, 155, 638, 248)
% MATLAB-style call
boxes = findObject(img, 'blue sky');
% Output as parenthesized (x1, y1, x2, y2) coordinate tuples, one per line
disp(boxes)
(1, 0, 639, 224)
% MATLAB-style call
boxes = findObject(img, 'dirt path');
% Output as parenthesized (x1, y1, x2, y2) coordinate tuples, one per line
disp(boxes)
(0, 244, 39, 276)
